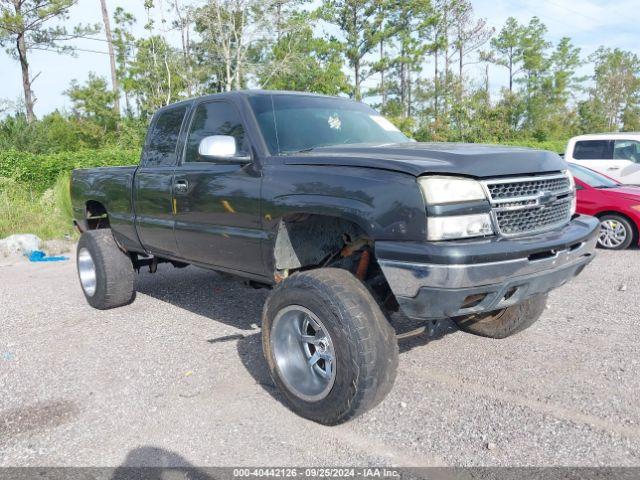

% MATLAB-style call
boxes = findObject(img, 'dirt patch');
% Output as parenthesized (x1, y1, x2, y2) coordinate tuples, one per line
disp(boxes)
(0, 400, 80, 440)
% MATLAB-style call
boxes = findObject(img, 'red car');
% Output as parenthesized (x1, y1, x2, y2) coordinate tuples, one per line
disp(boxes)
(569, 163, 640, 249)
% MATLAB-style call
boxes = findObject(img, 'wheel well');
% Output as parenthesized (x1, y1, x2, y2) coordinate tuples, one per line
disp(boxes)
(273, 214, 399, 312)
(85, 201, 110, 229)
(273, 214, 367, 271)
(594, 210, 638, 242)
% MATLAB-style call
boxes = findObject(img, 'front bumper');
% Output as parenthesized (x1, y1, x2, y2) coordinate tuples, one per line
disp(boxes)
(377, 215, 599, 320)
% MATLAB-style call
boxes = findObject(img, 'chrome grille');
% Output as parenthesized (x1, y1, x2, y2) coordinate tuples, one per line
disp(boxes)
(495, 198, 572, 235)
(483, 174, 574, 237)
(487, 176, 570, 200)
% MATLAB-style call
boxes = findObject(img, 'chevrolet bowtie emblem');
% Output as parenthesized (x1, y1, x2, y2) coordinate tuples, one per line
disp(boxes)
(537, 191, 556, 206)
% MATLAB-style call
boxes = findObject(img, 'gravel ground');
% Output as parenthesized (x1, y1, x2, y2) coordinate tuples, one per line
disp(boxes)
(1, 248, 639, 468)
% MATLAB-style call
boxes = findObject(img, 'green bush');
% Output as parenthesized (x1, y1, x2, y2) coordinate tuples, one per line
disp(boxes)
(0, 148, 140, 192)
(0, 112, 147, 155)
(0, 176, 75, 240)
(498, 139, 568, 154)
(54, 172, 74, 223)
(0, 147, 139, 240)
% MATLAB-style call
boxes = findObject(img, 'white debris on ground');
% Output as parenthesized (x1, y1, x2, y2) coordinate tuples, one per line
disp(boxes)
(42, 238, 73, 256)
(0, 234, 41, 257)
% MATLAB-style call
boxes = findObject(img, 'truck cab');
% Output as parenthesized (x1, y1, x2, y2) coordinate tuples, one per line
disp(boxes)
(566, 133, 640, 185)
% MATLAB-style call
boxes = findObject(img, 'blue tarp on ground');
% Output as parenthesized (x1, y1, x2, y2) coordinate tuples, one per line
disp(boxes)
(26, 250, 69, 262)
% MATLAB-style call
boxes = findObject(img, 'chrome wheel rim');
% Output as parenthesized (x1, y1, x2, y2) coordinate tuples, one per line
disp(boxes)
(78, 248, 97, 297)
(599, 219, 627, 249)
(270, 305, 336, 402)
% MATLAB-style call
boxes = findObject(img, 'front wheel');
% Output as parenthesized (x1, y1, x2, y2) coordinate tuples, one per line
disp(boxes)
(598, 214, 634, 250)
(453, 294, 548, 339)
(262, 268, 399, 425)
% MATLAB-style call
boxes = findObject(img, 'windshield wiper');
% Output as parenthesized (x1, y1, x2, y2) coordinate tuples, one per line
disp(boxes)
(284, 147, 315, 155)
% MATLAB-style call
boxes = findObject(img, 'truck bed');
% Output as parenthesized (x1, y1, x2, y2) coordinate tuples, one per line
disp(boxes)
(71, 166, 142, 251)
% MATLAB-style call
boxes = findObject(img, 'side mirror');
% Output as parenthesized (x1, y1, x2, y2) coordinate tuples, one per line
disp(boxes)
(198, 135, 251, 163)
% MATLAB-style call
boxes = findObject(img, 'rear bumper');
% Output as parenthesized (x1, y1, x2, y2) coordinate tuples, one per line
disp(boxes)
(377, 215, 599, 320)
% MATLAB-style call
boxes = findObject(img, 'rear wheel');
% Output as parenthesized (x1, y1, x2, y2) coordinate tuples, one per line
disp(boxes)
(598, 214, 634, 250)
(262, 268, 398, 425)
(76, 229, 136, 310)
(453, 294, 548, 339)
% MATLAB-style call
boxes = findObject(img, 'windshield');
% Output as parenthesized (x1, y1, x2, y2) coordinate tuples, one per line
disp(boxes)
(569, 163, 619, 188)
(248, 93, 409, 155)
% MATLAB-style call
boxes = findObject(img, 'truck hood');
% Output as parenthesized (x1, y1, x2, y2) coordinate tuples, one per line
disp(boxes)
(283, 142, 566, 178)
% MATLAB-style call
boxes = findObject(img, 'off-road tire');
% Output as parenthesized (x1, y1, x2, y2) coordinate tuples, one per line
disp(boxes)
(77, 229, 135, 310)
(453, 293, 548, 339)
(262, 268, 399, 425)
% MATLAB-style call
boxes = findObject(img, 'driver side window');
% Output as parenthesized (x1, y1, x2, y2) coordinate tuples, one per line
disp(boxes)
(185, 101, 249, 162)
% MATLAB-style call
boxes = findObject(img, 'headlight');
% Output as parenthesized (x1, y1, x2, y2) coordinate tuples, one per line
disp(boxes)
(419, 176, 487, 204)
(419, 176, 493, 240)
(427, 214, 494, 241)
(565, 169, 575, 191)
(565, 169, 577, 215)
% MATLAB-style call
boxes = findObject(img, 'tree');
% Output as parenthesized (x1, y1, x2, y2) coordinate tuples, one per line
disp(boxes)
(585, 47, 640, 130)
(65, 73, 118, 130)
(194, 0, 267, 92)
(258, 13, 350, 95)
(322, 0, 384, 100)
(167, 0, 198, 97)
(127, 35, 187, 116)
(430, 0, 462, 119)
(513, 17, 551, 135)
(549, 37, 581, 106)
(0, 0, 98, 122)
(384, 0, 436, 117)
(99, 0, 119, 116)
(112, 7, 136, 115)
(517, 17, 550, 98)
(451, 0, 493, 81)
(0, 98, 14, 115)
(368, 0, 392, 106)
(490, 17, 522, 93)
(116, 0, 189, 116)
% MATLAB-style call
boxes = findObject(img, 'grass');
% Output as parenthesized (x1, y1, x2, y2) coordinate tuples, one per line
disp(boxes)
(0, 174, 75, 241)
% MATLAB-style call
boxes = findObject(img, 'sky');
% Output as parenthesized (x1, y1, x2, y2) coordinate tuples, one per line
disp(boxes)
(0, 0, 638, 117)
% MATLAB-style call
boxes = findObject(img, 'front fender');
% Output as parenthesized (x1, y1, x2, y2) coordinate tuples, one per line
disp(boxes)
(261, 165, 427, 243)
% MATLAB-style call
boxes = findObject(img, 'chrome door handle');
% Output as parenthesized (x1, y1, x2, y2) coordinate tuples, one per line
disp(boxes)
(607, 166, 621, 170)
(174, 180, 188, 193)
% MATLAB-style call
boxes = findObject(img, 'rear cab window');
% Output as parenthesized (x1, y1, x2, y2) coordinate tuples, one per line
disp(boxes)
(142, 105, 189, 167)
(573, 140, 613, 160)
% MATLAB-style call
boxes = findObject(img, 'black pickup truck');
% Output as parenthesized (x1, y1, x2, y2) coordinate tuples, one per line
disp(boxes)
(71, 90, 599, 425)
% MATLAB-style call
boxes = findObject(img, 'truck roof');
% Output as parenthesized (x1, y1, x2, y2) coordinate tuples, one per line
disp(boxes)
(156, 90, 340, 113)
(570, 132, 640, 141)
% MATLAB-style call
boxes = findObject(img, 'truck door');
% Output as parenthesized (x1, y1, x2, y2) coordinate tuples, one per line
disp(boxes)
(612, 139, 640, 184)
(173, 100, 264, 274)
(134, 104, 189, 256)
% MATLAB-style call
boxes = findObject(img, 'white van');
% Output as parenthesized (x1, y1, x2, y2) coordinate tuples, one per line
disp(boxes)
(565, 133, 640, 185)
